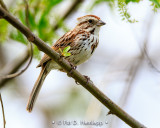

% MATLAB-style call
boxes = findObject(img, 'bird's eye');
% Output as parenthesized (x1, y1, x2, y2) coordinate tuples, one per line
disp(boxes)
(88, 19, 93, 23)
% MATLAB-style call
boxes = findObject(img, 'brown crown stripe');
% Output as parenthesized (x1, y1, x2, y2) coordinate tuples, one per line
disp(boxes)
(77, 15, 100, 20)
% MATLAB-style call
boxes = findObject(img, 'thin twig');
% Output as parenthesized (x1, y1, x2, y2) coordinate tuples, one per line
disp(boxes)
(0, 0, 8, 11)
(110, 12, 155, 128)
(0, 93, 6, 128)
(140, 13, 160, 72)
(0, 44, 32, 79)
(0, 50, 30, 87)
(0, 45, 6, 68)
(24, 0, 30, 28)
(121, 11, 155, 106)
(0, 0, 30, 85)
(144, 45, 160, 72)
(0, 7, 147, 128)
(0, 0, 33, 79)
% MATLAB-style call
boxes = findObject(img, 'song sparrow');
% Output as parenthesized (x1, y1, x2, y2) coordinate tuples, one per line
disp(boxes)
(26, 15, 105, 112)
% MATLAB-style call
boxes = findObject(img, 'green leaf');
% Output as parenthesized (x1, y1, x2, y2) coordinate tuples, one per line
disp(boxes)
(59, 46, 71, 57)
(33, 45, 41, 60)
(28, 11, 37, 30)
(118, 0, 138, 23)
(125, 0, 140, 4)
(150, 0, 160, 7)
(63, 46, 71, 53)
(18, 9, 26, 25)
(10, 30, 27, 44)
(38, 0, 63, 40)
(0, 0, 64, 60)
(63, 52, 71, 57)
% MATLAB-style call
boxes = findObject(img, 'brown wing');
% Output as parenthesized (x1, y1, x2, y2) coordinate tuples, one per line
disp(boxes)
(37, 30, 77, 68)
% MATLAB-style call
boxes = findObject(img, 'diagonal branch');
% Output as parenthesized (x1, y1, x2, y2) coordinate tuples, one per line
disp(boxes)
(0, 0, 82, 87)
(0, 0, 33, 80)
(0, 7, 146, 128)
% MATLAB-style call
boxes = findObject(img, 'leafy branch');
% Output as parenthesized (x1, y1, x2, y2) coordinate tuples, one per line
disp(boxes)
(150, 0, 160, 12)
(90, 0, 142, 23)
(150, 0, 160, 8)
(0, 0, 84, 88)
(0, 0, 33, 79)
(0, 6, 146, 128)
(118, 0, 138, 23)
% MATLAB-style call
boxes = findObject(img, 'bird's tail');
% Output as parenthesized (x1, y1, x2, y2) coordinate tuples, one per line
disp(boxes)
(26, 65, 50, 112)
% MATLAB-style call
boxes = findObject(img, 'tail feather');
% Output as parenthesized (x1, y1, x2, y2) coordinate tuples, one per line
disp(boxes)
(26, 65, 50, 112)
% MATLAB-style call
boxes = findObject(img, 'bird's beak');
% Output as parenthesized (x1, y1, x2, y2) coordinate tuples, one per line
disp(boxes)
(97, 20, 106, 26)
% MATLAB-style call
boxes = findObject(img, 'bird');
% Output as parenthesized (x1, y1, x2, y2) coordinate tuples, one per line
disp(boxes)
(26, 15, 106, 112)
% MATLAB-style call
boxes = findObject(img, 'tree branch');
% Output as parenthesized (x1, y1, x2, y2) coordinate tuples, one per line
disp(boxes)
(0, 7, 146, 128)
(0, 0, 8, 11)
(0, 50, 30, 87)
(0, 93, 6, 128)
(0, 0, 33, 80)
(0, 44, 6, 68)
(0, 44, 32, 79)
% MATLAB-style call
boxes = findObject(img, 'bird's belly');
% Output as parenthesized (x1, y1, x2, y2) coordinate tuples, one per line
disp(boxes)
(49, 49, 92, 70)
(71, 49, 92, 65)
(66, 40, 97, 65)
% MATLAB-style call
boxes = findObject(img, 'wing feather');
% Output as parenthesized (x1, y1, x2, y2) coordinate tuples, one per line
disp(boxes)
(37, 30, 77, 67)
